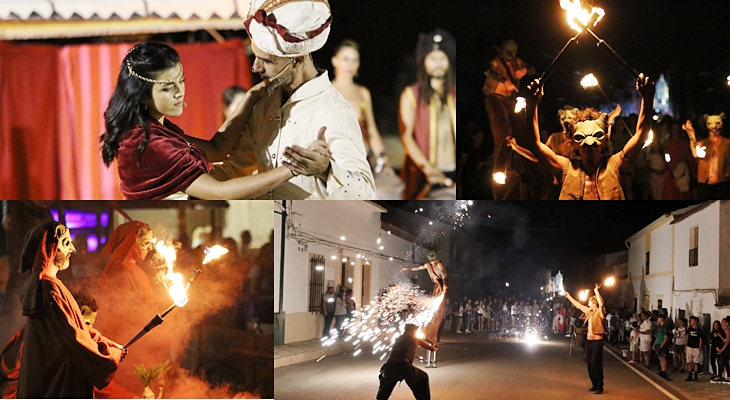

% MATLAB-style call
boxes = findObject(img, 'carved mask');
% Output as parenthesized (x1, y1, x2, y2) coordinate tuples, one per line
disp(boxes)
(704, 113, 725, 136)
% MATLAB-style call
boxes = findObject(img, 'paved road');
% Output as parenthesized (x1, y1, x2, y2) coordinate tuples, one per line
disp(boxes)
(275, 332, 689, 400)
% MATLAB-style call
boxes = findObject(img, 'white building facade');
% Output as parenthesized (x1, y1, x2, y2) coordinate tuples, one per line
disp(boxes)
(273, 201, 427, 345)
(626, 202, 730, 326)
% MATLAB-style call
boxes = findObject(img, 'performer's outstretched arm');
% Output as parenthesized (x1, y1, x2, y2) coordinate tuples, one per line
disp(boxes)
(185, 81, 267, 162)
(622, 74, 655, 161)
(401, 262, 428, 272)
(520, 79, 565, 173)
(682, 120, 700, 158)
(563, 291, 589, 314)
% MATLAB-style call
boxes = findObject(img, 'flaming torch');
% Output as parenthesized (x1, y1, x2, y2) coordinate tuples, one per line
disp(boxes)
(561, 0, 638, 79)
(540, 0, 604, 83)
(124, 243, 228, 348)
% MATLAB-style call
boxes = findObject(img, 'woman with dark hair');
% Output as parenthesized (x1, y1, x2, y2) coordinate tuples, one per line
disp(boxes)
(101, 42, 321, 200)
(710, 320, 724, 380)
(330, 39, 394, 176)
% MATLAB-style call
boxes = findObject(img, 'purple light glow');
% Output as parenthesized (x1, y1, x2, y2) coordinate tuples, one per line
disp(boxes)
(87, 235, 99, 252)
(63, 211, 99, 229)
(100, 213, 109, 227)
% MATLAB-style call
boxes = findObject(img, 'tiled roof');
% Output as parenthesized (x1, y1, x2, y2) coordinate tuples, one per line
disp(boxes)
(669, 201, 716, 224)
(0, 0, 250, 39)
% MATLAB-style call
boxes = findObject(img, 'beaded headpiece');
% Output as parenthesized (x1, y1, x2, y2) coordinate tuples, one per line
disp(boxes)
(125, 44, 184, 84)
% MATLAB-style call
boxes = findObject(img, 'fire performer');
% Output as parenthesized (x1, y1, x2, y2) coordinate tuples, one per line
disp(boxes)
(0, 291, 134, 399)
(518, 74, 655, 200)
(564, 284, 606, 394)
(16, 222, 127, 398)
(483, 39, 535, 199)
(399, 29, 456, 200)
(186, 0, 375, 200)
(376, 323, 438, 400)
(401, 249, 447, 367)
(682, 114, 730, 199)
(98, 221, 155, 298)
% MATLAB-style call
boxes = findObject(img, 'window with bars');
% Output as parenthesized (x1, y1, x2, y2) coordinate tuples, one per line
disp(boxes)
(308, 254, 325, 313)
(689, 226, 699, 267)
(644, 235, 651, 275)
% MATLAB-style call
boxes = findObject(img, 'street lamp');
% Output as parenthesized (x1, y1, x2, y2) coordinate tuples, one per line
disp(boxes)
(506, 282, 510, 287)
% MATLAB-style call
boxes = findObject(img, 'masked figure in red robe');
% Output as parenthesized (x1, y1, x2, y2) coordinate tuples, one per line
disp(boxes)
(98, 221, 155, 298)
(17, 221, 126, 398)
(401, 249, 448, 367)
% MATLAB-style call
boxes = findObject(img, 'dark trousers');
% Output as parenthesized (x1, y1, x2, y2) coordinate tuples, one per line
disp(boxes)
(585, 339, 604, 390)
(719, 350, 730, 378)
(377, 362, 430, 400)
(323, 313, 335, 337)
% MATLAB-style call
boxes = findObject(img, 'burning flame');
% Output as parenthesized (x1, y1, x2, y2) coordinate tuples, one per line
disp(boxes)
(202, 245, 229, 264)
(493, 172, 507, 185)
(155, 240, 188, 307)
(514, 97, 526, 113)
(604, 276, 615, 287)
(696, 145, 707, 158)
(560, 0, 605, 33)
(642, 130, 653, 149)
(579, 289, 590, 302)
(580, 73, 598, 89)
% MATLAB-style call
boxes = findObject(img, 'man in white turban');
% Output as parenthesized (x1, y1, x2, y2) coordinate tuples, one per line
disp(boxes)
(191, 0, 375, 199)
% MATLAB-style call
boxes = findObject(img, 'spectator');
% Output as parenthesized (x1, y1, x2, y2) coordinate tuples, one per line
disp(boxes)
(685, 316, 704, 382)
(710, 316, 730, 383)
(709, 320, 724, 380)
(654, 315, 671, 380)
(321, 286, 336, 337)
(639, 312, 653, 368)
(628, 321, 640, 364)
(672, 318, 687, 373)
(334, 288, 348, 338)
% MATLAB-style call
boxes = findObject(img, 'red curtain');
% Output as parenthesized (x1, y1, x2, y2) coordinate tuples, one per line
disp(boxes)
(1, 39, 252, 199)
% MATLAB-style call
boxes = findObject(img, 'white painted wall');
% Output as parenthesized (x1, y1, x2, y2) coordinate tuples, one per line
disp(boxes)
(673, 202, 720, 292)
(222, 200, 274, 249)
(627, 216, 673, 313)
(674, 292, 725, 323)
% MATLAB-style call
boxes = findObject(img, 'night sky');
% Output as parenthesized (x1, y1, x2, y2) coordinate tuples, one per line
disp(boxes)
(377, 200, 704, 298)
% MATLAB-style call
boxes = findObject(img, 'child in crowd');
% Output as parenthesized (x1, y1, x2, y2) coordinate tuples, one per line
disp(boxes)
(629, 321, 640, 364)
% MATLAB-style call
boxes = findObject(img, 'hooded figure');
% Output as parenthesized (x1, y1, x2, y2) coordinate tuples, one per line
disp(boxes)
(98, 221, 154, 297)
(17, 221, 124, 398)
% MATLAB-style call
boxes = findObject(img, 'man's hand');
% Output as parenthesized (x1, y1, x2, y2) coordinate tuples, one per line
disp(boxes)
(595, 283, 601, 291)
(682, 120, 697, 141)
(284, 127, 331, 180)
(636, 73, 655, 100)
(514, 67, 527, 80)
(247, 80, 269, 101)
(526, 79, 544, 106)
(422, 163, 448, 185)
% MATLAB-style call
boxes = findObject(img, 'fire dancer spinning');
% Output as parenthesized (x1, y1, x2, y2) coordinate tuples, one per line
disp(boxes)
(518, 74, 655, 199)
(16, 222, 127, 398)
(564, 284, 606, 394)
(683, 114, 730, 199)
(376, 323, 438, 400)
(401, 249, 447, 367)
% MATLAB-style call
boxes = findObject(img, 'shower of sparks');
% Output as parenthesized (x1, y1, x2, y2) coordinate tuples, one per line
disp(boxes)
(322, 283, 443, 359)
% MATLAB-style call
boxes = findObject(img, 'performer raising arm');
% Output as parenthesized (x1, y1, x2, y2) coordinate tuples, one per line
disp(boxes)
(564, 284, 606, 394)
(519, 74, 655, 200)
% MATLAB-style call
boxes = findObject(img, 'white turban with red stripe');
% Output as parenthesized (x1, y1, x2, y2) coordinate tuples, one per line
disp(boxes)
(244, 0, 332, 57)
